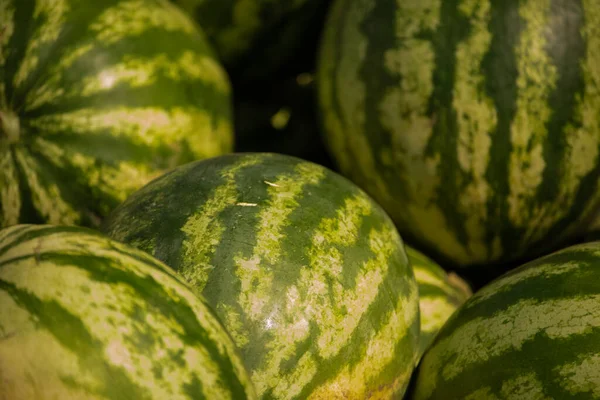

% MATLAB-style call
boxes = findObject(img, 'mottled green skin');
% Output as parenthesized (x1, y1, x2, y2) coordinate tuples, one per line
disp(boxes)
(0, 0, 233, 229)
(407, 246, 471, 360)
(171, 0, 330, 81)
(411, 241, 600, 399)
(102, 153, 420, 399)
(317, 0, 600, 268)
(0, 224, 256, 399)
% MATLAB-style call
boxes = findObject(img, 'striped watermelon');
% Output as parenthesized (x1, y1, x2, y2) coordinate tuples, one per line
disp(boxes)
(317, 0, 600, 268)
(171, 0, 330, 81)
(0, 0, 233, 229)
(102, 153, 420, 399)
(411, 241, 600, 399)
(0, 224, 256, 399)
(407, 246, 471, 360)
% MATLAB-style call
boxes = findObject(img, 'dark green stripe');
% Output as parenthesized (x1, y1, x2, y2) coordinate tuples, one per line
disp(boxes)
(435, 250, 600, 343)
(357, 0, 403, 199)
(3, 0, 36, 109)
(12, 249, 247, 396)
(536, 0, 585, 208)
(425, 0, 471, 254)
(0, 224, 100, 260)
(322, 0, 354, 176)
(12, 0, 123, 110)
(482, 1, 522, 257)
(418, 283, 454, 301)
(435, 326, 600, 400)
(0, 277, 151, 398)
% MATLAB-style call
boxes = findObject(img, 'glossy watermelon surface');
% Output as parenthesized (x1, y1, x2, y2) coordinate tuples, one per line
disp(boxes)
(102, 152, 420, 399)
(317, 0, 600, 268)
(0, 224, 256, 399)
(0, 0, 233, 229)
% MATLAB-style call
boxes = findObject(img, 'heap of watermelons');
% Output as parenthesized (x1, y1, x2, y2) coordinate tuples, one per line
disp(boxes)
(1, 1, 600, 399)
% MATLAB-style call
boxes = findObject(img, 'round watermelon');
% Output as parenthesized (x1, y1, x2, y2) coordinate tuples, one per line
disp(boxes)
(0, 224, 256, 399)
(411, 241, 600, 399)
(407, 246, 471, 360)
(0, 0, 233, 229)
(317, 0, 600, 268)
(102, 152, 420, 399)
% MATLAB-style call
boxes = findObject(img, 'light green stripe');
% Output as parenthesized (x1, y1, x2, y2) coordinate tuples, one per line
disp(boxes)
(321, 0, 394, 209)
(13, 147, 79, 225)
(310, 284, 419, 399)
(0, 230, 250, 400)
(24, 43, 94, 111)
(31, 136, 151, 206)
(14, 0, 69, 90)
(0, 151, 20, 227)
(0, 0, 14, 66)
(419, 296, 459, 334)
(463, 373, 550, 400)
(0, 225, 50, 254)
(557, 352, 600, 397)
(78, 51, 230, 97)
(507, 0, 556, 231)
(416, 294, 600, 398)
(465, 260, 581, 309)
(90, 0, 197, 44)
(452, 0, 498, 260)
(29, 106, 232, 159)
(180, 155, 262, 293)
(235, 162, 325, 397)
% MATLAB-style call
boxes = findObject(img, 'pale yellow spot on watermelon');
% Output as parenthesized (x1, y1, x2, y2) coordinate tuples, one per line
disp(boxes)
(557, 353, 600, 397)
(0, 150, 20, 227)
(0, 231, 255, 400)
(414, 295, 600, 399)
(507, 0, 555, 229)
(29, 106, 232, 160)
(13, 148, 80, 225)
(453, 0, 497, 260)
(501, 373, 552, 399)
(308, 286, 419, 399)
(79, 51, 230, 97)
(464, 387, 500, 400)
(0, 0, 15, 65)
(180, 155, 261, 294)
(90, 0, 198, 45)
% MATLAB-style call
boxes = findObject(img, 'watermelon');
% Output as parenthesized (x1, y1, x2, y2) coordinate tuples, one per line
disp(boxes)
(0, 0, 233, 229)
(170, 0, 331, 82)
(407, 246, 471, 360)
(0, 224, 256, 399)
(317, 0, 600, 268)
(411, 241, 600, 399)
(102, 152, 420, 399)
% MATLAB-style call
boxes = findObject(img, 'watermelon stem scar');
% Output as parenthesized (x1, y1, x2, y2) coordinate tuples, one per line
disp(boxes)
(0, 110, 20, 144)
